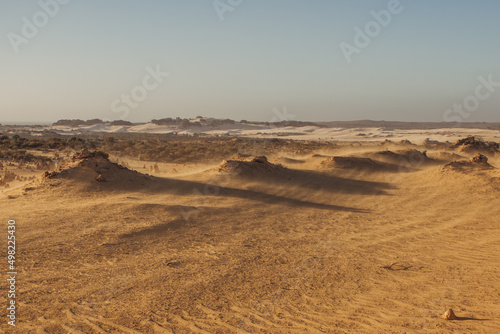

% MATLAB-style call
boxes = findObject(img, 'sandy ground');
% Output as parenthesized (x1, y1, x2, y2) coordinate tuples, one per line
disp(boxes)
(0, 141, 499, 333)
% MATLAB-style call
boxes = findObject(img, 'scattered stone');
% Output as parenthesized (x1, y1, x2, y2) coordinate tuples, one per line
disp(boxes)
(230, 153, 252, 161)
(252, 156, 268, 163)
(441, 309, 457, 320)
(44, 171, 58, 179)
(470, 153, 488, 164)
(73, 150, 109, 160)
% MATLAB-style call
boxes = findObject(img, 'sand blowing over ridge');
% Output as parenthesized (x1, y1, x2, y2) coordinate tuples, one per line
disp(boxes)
(1, 136, 499, 333)
(41, 149, 155, 190)
(218, 155, 287, 178)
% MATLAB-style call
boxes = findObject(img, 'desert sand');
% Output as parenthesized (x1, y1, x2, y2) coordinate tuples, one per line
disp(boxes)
(1, 134, 499, 333)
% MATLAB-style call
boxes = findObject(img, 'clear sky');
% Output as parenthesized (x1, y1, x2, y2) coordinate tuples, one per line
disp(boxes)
(1, 0, 499, 124)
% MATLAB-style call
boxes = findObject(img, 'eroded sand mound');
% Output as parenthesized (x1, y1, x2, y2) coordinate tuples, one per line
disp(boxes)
(42, 149, 152, 188)
(272, 157, 306, 166)
(321, 156, 384, 170)
(218, 155, 287, 178)
(422, 138, 446, 146)
(427, 151, 465, 162)
(443, 153, 494, 171)
(453, 136, 500, 156)
(363, 149, 433, 166)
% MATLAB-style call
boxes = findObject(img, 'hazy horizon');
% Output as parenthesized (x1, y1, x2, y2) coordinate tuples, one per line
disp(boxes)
(1, 0, 499, 124)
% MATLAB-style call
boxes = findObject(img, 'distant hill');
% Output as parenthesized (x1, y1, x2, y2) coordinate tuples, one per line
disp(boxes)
(53, 119, 134, 127)
(315, 120, 500, 130)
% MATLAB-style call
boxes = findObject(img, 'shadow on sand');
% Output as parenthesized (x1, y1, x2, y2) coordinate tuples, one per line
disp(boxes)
(124, 167, 394, 214)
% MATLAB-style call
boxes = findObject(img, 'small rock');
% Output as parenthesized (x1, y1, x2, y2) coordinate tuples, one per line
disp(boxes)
(95, 174, 106, 182)
(252, 156, 268, 163)
(441, 309, 457, 320)
(44, 171, 58, 179)
(470, 153, 488, 164)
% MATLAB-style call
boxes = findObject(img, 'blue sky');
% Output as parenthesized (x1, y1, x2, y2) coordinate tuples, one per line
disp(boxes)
(1, 0, 499, 123)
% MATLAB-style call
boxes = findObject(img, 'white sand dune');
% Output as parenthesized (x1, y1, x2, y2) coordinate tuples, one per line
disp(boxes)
(46, 122, 500, 144)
